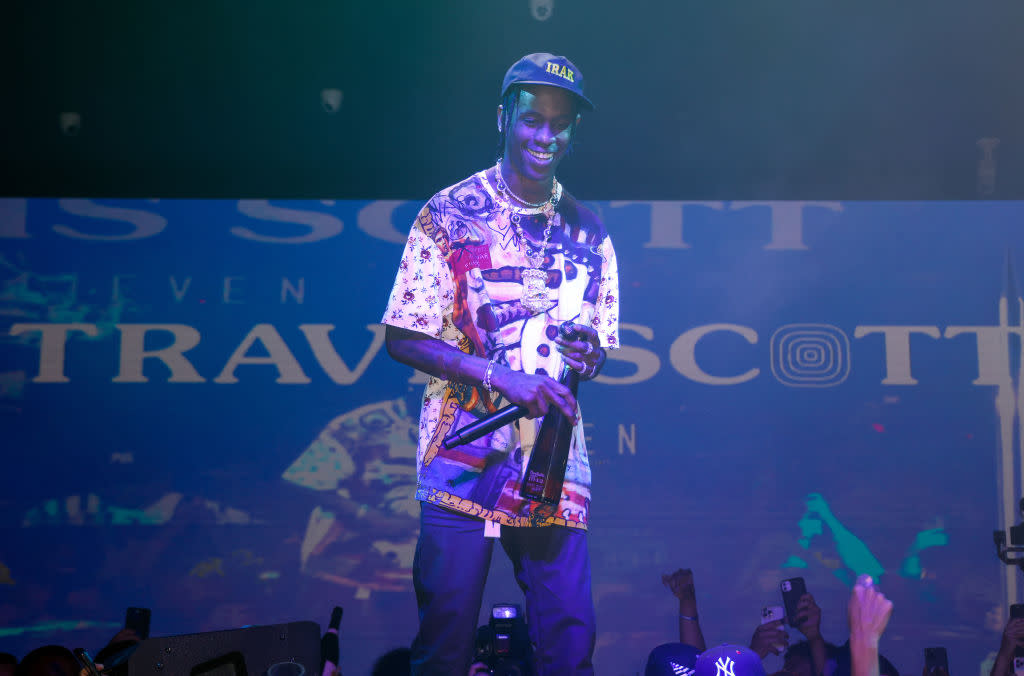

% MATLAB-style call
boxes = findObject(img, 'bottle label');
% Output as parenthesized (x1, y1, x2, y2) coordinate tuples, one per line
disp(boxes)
(525, 470, 547, 495)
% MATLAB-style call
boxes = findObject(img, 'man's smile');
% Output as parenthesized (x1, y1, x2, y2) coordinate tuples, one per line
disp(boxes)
(526, 148, 554, 163)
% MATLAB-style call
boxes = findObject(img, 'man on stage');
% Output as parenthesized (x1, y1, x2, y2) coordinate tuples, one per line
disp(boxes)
(382, 52, 619, 676)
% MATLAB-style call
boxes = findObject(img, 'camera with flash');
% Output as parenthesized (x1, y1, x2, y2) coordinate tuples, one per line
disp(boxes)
(474, 603, 534, 676)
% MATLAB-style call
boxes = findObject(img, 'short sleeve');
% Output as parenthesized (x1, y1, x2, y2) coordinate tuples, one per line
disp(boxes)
(591, 236, 620, 349)
(381, 205, 455, 339)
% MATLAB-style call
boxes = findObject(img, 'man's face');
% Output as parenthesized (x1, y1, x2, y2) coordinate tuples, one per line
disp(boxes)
(501, 85, 578, 185)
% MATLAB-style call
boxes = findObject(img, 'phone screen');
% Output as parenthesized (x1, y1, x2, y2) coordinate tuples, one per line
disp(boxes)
(780, 577, 807, 626)
(125, 607, 151, 640)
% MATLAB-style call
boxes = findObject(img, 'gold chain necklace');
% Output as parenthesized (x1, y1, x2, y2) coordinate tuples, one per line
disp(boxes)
(493, 161, 562, 314)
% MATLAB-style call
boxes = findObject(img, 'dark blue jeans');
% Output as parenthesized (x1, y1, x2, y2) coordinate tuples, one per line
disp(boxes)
(410, 502, 596, 676)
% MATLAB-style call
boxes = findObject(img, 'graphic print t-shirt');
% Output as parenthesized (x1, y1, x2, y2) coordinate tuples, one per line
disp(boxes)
(381, 170, 619, 528)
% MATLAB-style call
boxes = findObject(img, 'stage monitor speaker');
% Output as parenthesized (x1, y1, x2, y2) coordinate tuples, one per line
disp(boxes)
(127, 621, 320, 676)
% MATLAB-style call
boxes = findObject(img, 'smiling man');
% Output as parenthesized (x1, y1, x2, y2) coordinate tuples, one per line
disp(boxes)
(382, 53, 619, 675)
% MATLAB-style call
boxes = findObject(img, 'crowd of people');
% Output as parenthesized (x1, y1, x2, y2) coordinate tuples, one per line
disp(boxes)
(644, 569, 1020, 676)
(0, 577, 1021, 675)
(646, 571, 895, 676)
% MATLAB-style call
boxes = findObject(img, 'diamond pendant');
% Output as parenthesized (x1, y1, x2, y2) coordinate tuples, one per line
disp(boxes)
(521, 267, 550, 314)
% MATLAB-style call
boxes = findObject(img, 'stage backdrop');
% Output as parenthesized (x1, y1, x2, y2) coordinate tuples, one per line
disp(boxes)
(1, 197, 1022, 675)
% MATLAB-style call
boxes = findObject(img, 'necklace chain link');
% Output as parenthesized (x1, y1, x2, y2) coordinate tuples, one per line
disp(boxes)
(494, 160, 561, 212)
(494, 160, 561, 268)
(495, 160, 555, 208)
(493, 161, 561, 314)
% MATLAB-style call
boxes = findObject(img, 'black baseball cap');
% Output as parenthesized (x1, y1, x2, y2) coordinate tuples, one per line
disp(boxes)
(501, 52, 594, 110)
(645, 642, 701, 676)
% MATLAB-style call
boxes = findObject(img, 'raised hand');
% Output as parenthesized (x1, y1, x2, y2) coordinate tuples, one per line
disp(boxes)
(661, 568, 696, 605)
(662, 568, 705, 651)
(848, 577, 892, 644)
(991, 617, 1024, 676)
(847, 576, 893, 676)
(999, 617, 1024, 656)
(750, 620, 789, 658)
(795, 593, 823, 640)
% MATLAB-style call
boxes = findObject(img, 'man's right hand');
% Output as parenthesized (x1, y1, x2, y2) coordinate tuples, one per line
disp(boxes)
(494, 366, 577, 420)
(384, 324, 578, 420)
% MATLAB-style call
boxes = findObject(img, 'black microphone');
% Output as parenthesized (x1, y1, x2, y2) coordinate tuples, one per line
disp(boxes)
(442, 322, 579, 450)
(443, 402, 527, 449)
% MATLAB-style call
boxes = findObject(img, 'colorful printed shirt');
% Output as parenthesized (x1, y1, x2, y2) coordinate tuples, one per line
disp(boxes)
(381, 169, 619, 529)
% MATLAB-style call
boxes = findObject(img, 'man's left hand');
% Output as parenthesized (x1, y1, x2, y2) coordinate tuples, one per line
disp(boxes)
(555, 323, 604, 379)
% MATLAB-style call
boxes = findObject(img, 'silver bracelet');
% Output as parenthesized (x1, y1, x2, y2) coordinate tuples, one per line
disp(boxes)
(679, 613, 699, 622)
(483, 358, 497, 394)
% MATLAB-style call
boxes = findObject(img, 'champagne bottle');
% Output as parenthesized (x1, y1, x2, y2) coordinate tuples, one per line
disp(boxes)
(521, 323, 581, 505)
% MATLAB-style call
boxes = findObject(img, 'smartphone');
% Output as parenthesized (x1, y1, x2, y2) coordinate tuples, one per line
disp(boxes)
(761, 605, 785, 625)
(760, 605, 787, 654)
(125, 606, 151, 640)
(74, 648, 102, 676)
(780, 577, 807, 627)
(924, 647, 948, 674)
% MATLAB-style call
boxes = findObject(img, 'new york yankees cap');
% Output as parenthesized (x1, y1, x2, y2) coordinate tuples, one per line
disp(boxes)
(501, 52, 595, 110)
(645, 642, 701, 676)
(695, 645, 766, 676)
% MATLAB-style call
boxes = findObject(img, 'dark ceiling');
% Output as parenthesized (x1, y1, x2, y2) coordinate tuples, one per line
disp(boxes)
(4, 0, 1023, 199)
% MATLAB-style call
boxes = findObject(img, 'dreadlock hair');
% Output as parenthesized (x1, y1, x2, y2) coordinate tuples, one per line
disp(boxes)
(495, 84, 580, 161)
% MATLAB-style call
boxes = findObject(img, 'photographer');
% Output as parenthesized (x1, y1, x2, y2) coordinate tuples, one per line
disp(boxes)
(469, 604, 534, 676)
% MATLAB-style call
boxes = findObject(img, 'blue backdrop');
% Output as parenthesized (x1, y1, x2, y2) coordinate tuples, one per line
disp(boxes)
(1, 197, 1020, 675)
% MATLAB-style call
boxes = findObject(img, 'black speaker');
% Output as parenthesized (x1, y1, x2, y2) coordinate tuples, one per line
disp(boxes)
(127, 621, 320, 676)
